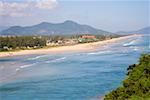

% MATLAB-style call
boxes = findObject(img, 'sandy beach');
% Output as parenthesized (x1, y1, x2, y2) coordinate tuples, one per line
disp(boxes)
(0, 34, 140, 58)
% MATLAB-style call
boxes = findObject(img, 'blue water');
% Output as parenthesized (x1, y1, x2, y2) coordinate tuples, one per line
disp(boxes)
(0, 35, 149, 100)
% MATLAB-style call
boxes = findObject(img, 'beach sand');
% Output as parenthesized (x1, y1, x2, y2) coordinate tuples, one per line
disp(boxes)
(0, 34, 140, 58)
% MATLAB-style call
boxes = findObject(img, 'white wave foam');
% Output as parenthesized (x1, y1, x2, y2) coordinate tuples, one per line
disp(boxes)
(46, 57, 66, 63)
(123, 38, 141, 47)
(123, 40, 136, 46)
(129, 46, 139, 51)
(16, 63, 37, 71)
(20, 63, 36, 68)
(27, 55, 47, 60)
(87, 50, 111, 55)
(134, 48, 138, 51)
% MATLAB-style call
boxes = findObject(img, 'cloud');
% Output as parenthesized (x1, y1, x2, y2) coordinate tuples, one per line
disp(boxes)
(35, 0, 58, 10)
(0, 0, 58, 17)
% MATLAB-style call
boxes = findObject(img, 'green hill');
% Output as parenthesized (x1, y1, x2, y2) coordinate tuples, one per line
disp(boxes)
(104, 54, 150, 100)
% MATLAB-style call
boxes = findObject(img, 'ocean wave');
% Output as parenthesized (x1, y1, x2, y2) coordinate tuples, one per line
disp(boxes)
(123, 37, 142, 47)
(123, 40, 137, 47)
(16, 63, 37, 71)
(27, 55, 47, 60)
(87, 50, 111, 55)
(129, 46, 139, 51)
(46, 57, 66, 63)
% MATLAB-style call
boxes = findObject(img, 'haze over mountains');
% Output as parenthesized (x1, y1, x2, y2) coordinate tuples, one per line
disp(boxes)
(0, 26, 9, 32)
(0, 20, 111, 36)
(0, 20, 149, 36)
(116, 26, 150, 35)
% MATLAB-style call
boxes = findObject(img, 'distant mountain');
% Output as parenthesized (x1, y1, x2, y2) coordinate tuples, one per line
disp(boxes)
(135, 26, 150, 34)
(0, 26, 10, 32)
(0, 20, 111, 36)
(116, 26, 150, 35)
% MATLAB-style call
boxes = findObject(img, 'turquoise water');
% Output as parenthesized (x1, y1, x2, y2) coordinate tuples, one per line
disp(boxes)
(0, 35, 149, 100)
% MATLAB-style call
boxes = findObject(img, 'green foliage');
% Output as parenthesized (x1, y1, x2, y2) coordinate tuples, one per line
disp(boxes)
(0, 36, 46, 51)
(0, 34, 119, 51)
(104, 54, 150, 100)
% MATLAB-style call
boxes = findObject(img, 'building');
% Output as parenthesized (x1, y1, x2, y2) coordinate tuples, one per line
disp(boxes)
(78, 35, 97, 43)
(81, 35, 96, 39)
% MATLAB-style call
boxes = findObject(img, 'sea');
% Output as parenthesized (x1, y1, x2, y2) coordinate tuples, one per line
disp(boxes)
(0, 34, 149, 100)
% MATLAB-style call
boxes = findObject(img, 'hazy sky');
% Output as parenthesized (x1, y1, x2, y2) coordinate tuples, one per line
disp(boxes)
(0, 0, 149, 32)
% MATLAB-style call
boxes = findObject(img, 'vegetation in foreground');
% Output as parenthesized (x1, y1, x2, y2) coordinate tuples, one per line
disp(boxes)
(104, 54, 150, 100)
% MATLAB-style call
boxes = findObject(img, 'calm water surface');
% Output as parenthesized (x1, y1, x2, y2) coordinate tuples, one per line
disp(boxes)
(0, 35, 149, 100)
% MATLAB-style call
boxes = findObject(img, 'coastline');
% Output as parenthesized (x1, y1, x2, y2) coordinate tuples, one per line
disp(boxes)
(0, 34, 140, 58)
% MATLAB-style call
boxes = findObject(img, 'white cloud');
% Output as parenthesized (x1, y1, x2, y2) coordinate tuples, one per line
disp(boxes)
(35, 0, 58, 10)
(0, 0, 58, 17)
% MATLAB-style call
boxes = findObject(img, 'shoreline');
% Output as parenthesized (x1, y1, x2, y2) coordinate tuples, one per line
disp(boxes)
(0, 34, 140, 58)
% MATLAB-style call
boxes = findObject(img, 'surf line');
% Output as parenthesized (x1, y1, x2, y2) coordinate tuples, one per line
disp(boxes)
(16, 63, 37, 71)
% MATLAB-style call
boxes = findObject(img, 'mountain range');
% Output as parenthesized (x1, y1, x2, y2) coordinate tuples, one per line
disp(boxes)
(0, 20, 149, 36)
(116, 26, 150, 35)
(0, 26, 9, 32)
(0, 20, 111, 36)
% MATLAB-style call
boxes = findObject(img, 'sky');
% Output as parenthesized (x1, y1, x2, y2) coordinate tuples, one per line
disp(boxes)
(0, 0, 149, 32)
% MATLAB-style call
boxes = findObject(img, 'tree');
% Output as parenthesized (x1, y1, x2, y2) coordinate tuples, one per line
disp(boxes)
(104, 54, 150, 100)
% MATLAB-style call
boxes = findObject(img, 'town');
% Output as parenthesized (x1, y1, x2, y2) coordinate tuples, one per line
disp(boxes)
(0, 34, 119, 51)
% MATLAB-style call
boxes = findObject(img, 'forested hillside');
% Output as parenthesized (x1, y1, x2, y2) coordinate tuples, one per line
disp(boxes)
(104, 54, 150, 100)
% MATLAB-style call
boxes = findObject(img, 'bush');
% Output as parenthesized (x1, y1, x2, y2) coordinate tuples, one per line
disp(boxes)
(104, 54, 150, 100)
